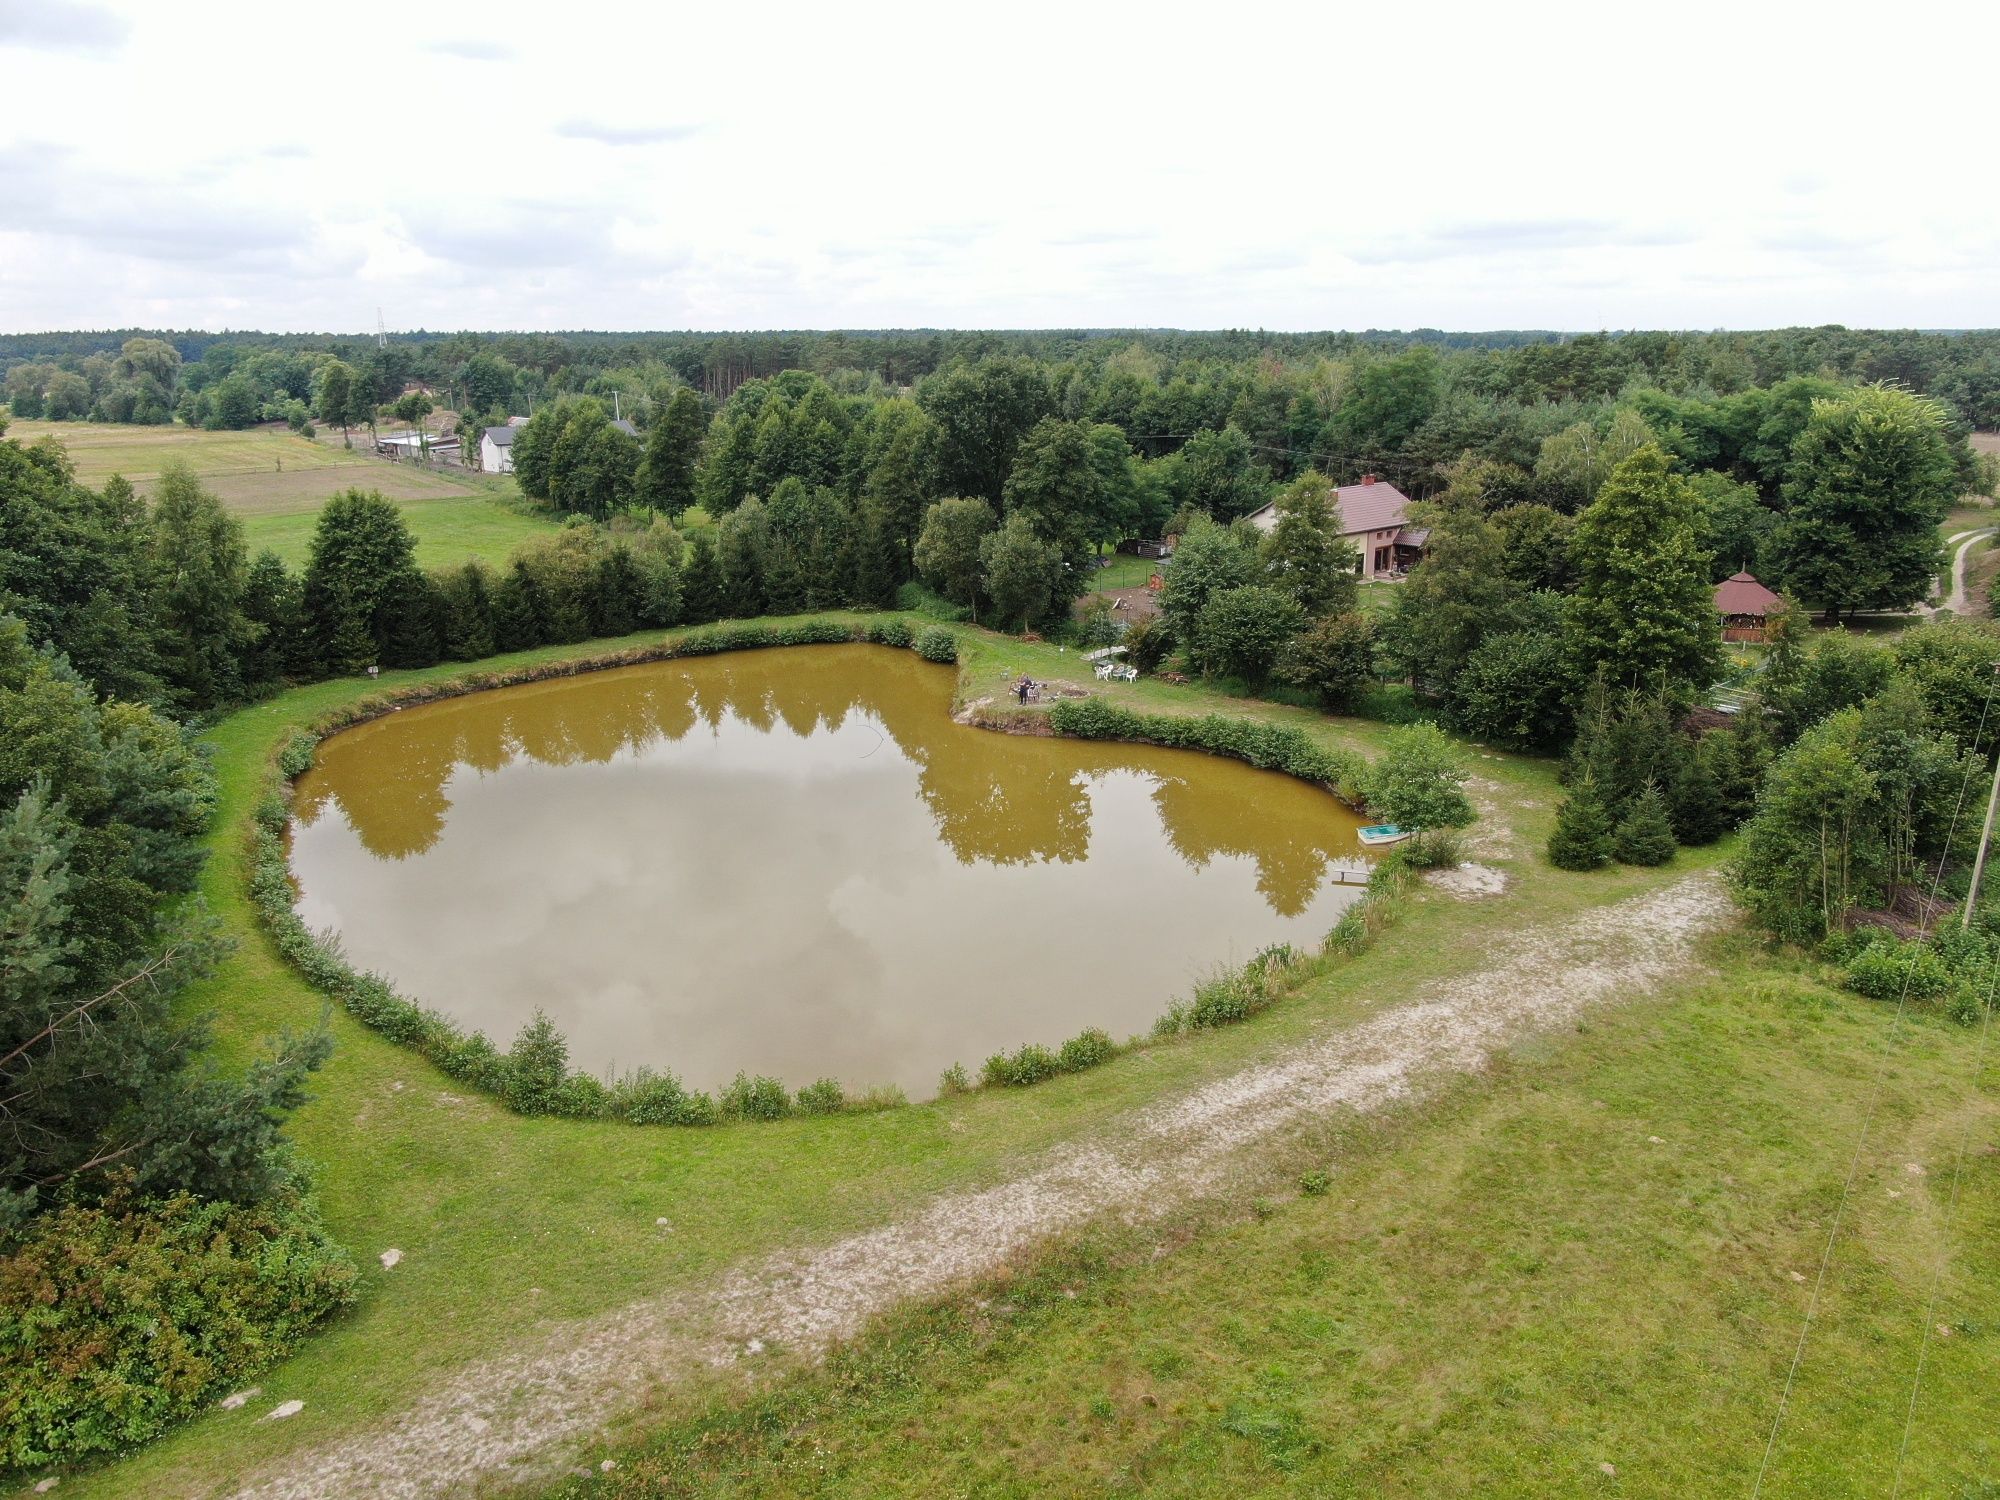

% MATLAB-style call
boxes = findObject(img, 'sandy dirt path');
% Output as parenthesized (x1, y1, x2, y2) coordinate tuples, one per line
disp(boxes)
(1926, 528, 1993, 617)
(229, 873, 1734, 1500)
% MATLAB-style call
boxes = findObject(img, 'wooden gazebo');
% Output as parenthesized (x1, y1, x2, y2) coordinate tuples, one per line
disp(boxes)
(1714, 571, 1782, 642)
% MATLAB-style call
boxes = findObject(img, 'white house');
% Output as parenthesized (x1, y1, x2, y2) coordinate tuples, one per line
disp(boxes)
(482, 416, 632, 473)
(1243, 474, 1426, 580)
(480, 424, 520, 473)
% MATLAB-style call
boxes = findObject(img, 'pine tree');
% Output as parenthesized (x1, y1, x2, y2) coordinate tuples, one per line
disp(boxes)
(380, 575, 443, 669)
(853, 498, 901, 608)
(0, 622, 329, 1228)
(1563, 443, 1723, 703)
(240, 550, 301, 687)
(492, 561, 549, 651)
(1547, 776, 1615, 870)
(633, 386, 707, 515)
(149, 461, 253, 709)
(1666, 741, 1729, 845)
(591, 546, 641, 637)
(440, 562, 496, 661)
(681, 532, 723, 624)
(718, 505, 768, 619)
(1613, 781, 1679, 866)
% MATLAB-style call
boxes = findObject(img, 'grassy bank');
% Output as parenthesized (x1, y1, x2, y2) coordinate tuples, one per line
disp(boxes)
(553, 937, 1999, 1498)
(43, 612, 1872, 1500)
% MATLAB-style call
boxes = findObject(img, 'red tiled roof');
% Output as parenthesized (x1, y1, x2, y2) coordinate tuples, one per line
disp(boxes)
(1245, 479, 1411, 537)
(1330, 480, 1410, 536)
(1714, 571, 1782, 616)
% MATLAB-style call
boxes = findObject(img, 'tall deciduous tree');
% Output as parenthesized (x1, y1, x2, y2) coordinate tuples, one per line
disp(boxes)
(1378, 491, 1515, 693)
(1363, 721, 1474, 859)
(1563, 443, 1722, 702)
(149, 463, 253, 710)
(1159, 515, 1258, 643)
(0, 438, 170, 706)
(853, 400, 943, 561)
(1192, 585, 1304, 686)
(313, 360, 360, 449)
(913, 497, 997, 616)
(1764, 385, 1956, 619)
(917, 357, 1053, 503)
(634, 386, 707, 515)
(300, 490, 422, 676)
(1258, 470, 1359, 617)
(979, 512, 1067, 632)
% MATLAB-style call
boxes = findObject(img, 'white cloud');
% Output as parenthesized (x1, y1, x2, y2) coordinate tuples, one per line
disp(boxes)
(0, 0, 1994, 332)
(0, 0, 128, 55)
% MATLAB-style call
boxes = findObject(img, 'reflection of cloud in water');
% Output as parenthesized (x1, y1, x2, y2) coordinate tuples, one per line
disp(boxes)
(289, 646, 1368, 1093)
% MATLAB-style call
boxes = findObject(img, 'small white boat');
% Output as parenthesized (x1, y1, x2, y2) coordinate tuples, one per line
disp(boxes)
(1357, 824, 1412, 848)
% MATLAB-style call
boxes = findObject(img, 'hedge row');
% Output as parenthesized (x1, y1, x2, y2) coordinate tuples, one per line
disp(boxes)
(1047, 697, 1368, 808)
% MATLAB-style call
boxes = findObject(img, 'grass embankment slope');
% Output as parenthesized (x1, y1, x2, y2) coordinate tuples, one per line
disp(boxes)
(6, 418, 554, 569)
(48, 622, 1999, 1499)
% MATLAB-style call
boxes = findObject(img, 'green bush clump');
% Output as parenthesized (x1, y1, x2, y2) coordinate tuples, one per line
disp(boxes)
(937, 1062, 972, 1095)
(1299, 1170, 1331, 1197)
(1844, 941, 1952, 1001)
(503, 1012, 572, 1114)
(1048, 698, 1366, 804)
(868, 618, 914, 649)
(896, 580, 972, 621)
(981, 1043, 1061, 1087)
(914, 625, 958, 663)
(0, 1185, 357, 1468)
(1056, 1027, 1116, 1073)
(1945, 987, 1989, 1026)
(795, 1078, 847, 1116)
(720, 1072, 793, 1122)
(1157, 966, 1269, 1034)
(611, 1069, 716, 1126)
(276, 732, 317, 777)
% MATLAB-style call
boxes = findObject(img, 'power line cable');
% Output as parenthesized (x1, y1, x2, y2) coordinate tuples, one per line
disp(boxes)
(1888, 946, 1998, 1494)
(1750, 675, 2000, 1497)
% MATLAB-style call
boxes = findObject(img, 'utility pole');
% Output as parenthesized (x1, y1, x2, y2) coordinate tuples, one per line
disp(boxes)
(1964, 664, 2000, 929)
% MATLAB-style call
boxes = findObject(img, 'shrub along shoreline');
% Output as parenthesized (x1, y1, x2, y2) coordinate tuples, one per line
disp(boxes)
(249, 615, 1402, 1128)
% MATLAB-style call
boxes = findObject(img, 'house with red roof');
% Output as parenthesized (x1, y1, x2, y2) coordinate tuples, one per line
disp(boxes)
(1243, 474, 1424, 580)
(1714, 571, 1783, 642)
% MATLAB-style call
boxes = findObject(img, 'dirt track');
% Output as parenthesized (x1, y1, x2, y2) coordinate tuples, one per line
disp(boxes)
(231, 874, 1735, 1499)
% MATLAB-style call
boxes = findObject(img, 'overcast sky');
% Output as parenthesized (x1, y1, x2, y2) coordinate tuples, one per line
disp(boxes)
(1, 0, 1994, 335)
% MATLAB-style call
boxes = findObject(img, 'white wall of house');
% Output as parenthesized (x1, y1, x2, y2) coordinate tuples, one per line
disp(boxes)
(481, 434, 514, 473)
(1357, 527, 1402, 579)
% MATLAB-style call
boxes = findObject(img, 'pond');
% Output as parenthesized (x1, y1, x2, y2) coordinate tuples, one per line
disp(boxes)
(289, 645, 1372, 1099)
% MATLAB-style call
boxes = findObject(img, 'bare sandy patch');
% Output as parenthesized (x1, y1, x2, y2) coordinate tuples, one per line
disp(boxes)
(231, 875, 1731, 1500)
(1425, 862, 1510, 899)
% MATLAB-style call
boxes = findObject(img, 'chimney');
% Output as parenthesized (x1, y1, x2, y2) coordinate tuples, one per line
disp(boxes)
(1361, 473, 1379, 486)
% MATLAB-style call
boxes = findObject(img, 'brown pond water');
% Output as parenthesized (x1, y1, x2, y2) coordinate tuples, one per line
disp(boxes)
(290, 645, 1371, 1098)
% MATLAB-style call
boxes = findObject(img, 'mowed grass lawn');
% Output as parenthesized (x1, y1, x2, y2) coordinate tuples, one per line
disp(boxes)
(39, 620, 2000, 1499)
(8, 418, 556, 569)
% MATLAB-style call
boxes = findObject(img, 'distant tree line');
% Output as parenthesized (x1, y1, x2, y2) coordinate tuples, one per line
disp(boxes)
(6, 327, 1999, 467)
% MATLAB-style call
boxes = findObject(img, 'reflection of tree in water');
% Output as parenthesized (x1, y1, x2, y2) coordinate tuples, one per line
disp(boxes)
(299, 647, 1343, 892)
(1149, 776, 1353, 916)
(294, 721, 466, 861)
